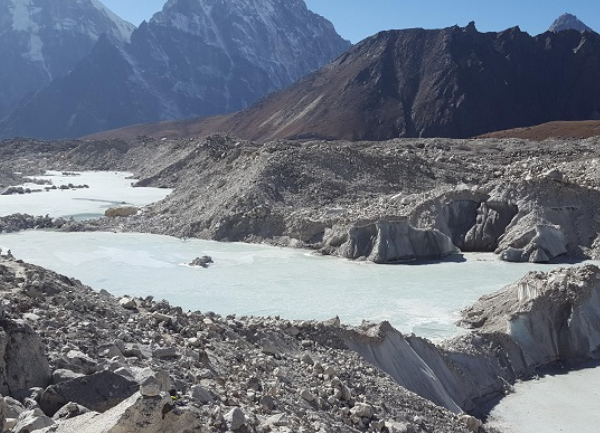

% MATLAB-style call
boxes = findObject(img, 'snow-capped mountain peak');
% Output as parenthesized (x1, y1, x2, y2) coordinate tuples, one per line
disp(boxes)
(0, 0, 136, 119)
(549, 13, 595, 33)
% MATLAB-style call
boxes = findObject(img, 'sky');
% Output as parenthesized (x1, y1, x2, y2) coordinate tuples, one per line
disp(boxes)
(101, 0, 600, 43)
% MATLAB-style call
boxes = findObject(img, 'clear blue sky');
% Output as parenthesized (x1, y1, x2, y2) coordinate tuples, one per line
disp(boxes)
(101, 0, 600, 43)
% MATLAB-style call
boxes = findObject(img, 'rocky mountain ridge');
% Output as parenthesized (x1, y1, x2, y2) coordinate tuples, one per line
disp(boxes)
(0, 0, 350, 139)
(0, 0, 134, 120)
(99, 22, 600, 142)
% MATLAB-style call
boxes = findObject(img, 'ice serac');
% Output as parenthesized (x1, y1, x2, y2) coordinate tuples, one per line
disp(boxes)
(336, 220, 459, 263)
(0, 0, 350, 139)
(343, 265, 600, 414)
(0, 0, 134, 120)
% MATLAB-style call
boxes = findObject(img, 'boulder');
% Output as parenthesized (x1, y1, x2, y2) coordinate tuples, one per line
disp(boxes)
(39, 370, 139, 416)
(13, 409, 54, 433)
(52, 369, 85, 385)
(224, 407, 246, 431)
(37, 393, 207, 433)
(104, 206, 139, 218)
(188, 256, 214, 268)
(0, 318, 51, 396)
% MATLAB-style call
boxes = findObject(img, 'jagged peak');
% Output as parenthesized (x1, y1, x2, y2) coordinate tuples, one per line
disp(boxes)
(3, 0, 134, 42)
(549, 13, 595, 33)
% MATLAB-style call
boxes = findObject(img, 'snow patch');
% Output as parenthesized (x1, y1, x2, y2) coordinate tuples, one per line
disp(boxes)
(10, 0, 40, 32)
(26, 33, 44, 62)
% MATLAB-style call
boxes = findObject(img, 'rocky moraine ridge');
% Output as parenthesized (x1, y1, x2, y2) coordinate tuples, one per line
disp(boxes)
(1, 135, 599, 264)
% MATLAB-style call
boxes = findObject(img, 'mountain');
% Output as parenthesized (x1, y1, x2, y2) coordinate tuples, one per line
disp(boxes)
(0, 0, 134, 120)
(0, 0, 350, 139)
(549, 13, 595, 33)
(98, 22, 600, 142)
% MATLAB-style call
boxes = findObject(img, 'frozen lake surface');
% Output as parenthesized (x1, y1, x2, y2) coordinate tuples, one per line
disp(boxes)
(487, 362, 600, 433)
(0, 230, 567, 339)
(0, 171, 171, 219)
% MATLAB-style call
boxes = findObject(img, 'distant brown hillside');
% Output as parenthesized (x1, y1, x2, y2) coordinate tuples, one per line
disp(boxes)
(89, 24, 600, 143)
(479, 120, 600, 140)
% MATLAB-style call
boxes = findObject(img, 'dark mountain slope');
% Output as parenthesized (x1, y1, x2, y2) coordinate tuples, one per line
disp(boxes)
(0, 0, 350, 139)
(94, 23, 600, 142)
(0, 0, 133, 120)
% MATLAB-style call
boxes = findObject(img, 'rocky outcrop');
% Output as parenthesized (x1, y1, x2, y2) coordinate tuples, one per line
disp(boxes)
(330, 220, 459, 263)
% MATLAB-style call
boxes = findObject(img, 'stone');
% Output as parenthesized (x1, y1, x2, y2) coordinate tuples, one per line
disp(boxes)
(13, 409, 54, 433)
(52, 402, 90, 421)
(459, 414, 482, 432)
(385, 421, 409, 433)
(0, 318, 51, 396)
(188, 256, 214, 268)
(140, 376, 161, 397)
(104, 206, 139, 218)
(52, 369, 85, 384)
(300, 389, 314, 403)
(39, 370, 139, 416)
(301, 353, 314, 365)
(119, 297, 137, 310)
(190, 385, 215, 404)
(65, 350, 97, 374)
(350, 403, 373, 418)
(224, 407, 246, 431)
(152, 347, 179, 359)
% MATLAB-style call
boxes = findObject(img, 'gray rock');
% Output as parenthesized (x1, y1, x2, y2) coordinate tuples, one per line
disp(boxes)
(0, 318, 51, 396)
(190, 385, 214, 404)
(140, 376, 161, 397)
(52, 402, 90, 421)
(224, 407, 246, 431)
(152, 347, 179, 359)
(39, 370, 139, 416)
(188, 256, 214, 268)
(13, 409, 54, 433)
(299, 389, 314, 403)
(52, 369, 85, 385)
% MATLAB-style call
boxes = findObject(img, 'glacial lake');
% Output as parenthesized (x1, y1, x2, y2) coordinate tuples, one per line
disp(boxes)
(0, 230, 559, 339)
(2, 170, 599, 432)
(0, 171, 171, 219)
